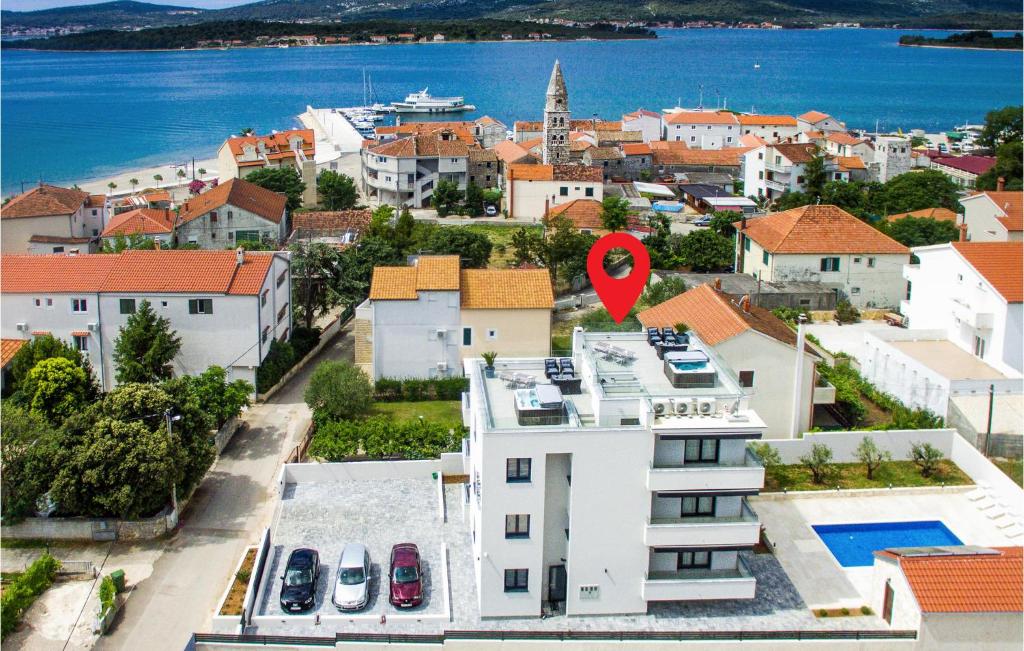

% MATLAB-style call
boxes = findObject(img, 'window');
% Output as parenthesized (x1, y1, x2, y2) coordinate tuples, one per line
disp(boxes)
(504, 569, 528, 592)
(762, 251, 769, 265)
(677, 551, 711, 569)
(278, 304, 288, 323)
(277, 270, 287, 288)
(851, 287, 860, 294)
(262, 326, 270, 343)
(585, 188, 594, 197)
(160, 301, 168, 308)
(739, 370, 754, 388)
(462, 327, 472, 347)
(486, 329, 497, 340)
(744, 238, 751, 252)
(93, 229, 99, 236)
(188, 298, 213, 315)
(853, 257, 862, 264)
(681, 496, 715, 517)
(53, 246, 65, 254)
(210, 211, 218, 222)
(796, 176, 805, 185)
(559, 187, 568, 197)
(73, 335, 89, 352)
(227, 210, 233, 220)
(119, 299, 136, 314)
(690, 136, 696, 143)
(72, 298, 88, 313)
(974, 336, 986, 358)
(684, 438, 719, 463)
(34, 298, 41, 308)
(211, 232, 217, 240)
(237, 230, 260, 243)
(261, 289, 269, 307)
(92, 209, 98, 216)
(758, 171, 764, 180)
(506, 458, 531, 482)
(758, 152, 763, 160)
(820, 257, 840, 272)
(867, 257, 876, 268)
(799, 298, 811, 306)
(505, 514, 530, 538)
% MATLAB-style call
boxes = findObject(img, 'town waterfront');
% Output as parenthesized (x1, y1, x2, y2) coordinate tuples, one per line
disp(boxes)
(2, 27, 1021, 194)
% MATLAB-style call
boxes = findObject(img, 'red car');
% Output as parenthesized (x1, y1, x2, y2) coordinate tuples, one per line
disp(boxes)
(388, 543, 423, 607)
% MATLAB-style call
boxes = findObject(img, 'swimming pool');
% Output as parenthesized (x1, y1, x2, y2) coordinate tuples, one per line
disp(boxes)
(812, 521, 963, 567)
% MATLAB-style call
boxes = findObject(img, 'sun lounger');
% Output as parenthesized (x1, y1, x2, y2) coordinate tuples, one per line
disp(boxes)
(986, 508, 1008, 520)
(995, 516, 1017, 529)
(974, 496, 999, 511)
(1003, 524, 1023, 539)
(499, 371, 517, 387)
(965, 487, 989, 501)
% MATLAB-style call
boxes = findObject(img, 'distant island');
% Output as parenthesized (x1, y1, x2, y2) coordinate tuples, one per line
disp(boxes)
(899, 30, 1023, 50)
(1, 19, 655, 51)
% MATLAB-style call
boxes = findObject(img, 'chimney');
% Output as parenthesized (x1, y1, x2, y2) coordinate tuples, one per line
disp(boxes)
(544, 198, 550, 219)
(154, 239, 161, 250)
(997, 176, 1006, 192)
(740, 294, 751, 313)
(236, 246, 245, 266)
(714, 277, 722, 291)
(740, 215, 747, 231)
(959, 223, 968, 242)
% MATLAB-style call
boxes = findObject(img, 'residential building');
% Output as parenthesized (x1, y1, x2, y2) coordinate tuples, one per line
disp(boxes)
(174, 178, 288, 249)
(823, 132, 872, 159)
(960, 189, 1023, 242)
(286, 209, 371, 249)
(662, 111, 740, 149)
(0, 249, 292, 391)
(657, 272, 837, 311)
(462, 328, 766, 617)
(113, 190, 171, 215)
(870, 546, 1022, 649)
(217, 129, 317, 206)
(621, 108, 663, 143)
(868, 135, 912, 182)
(796, 110, 846, 134)
(544, 199, 651, 238)
(735, 204, 909, 308)
(929, 155, 997, 189)
(678, 184, 755, 214)
(581, 146, 626, 180)
(736, 114, 799, 143)
(621, 143, 653, 179)
(362, 130, 472, 208)
(542, 60, 571, 165)
(651, 143, 748, 176)
(742, 143, 847, 201)
(505, 164, 603, 220)
(1, 184, 107, 254)
(375, 117, 507, 149)
(354, 256, 553, 380)
(882, 207, 959, 224)
(467, 148, 499, 188)
(637, 283, 827, 438)
(100, 207, 176, 247)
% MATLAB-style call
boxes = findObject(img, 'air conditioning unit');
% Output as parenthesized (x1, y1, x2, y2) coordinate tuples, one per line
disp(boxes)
(15, 323, 27, 332)
(698, 398, 717, 416)
(87, 323, 100, 332)
(673, 399, 690, 416)
(437, 361, 448, 371)
(436, 328, 447, 338)
(651, 398, 672, 416)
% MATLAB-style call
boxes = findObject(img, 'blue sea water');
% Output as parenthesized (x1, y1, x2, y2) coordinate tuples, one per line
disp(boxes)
(1, 28, 1021, 194)
(812, 520, 964, 567)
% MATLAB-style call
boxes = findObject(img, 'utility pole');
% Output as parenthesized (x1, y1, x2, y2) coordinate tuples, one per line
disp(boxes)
(164, 410, 182, 513)
(984, 384, 995, 457)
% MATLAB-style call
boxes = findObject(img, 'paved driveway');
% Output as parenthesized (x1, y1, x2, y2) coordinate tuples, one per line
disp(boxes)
(94, 323, 353, 651)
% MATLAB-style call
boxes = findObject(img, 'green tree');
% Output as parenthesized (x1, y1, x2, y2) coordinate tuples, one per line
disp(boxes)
(909, 441, 944, 478)
(423, 227, 492, 268)
(113, 299, 182, 383)
(198, 168, 207, 176)
(246, 167, 306, 211)
(153, 173, 163, 184)
(641, 276, 687, 307)
(708, 211, 739, 237)
(748, 441, 781, 469)
(316, 170, 358, 210)
(855, 436, 891, 479)
(367, 204, 396, 239)
(875, 170, 960, 214)
(176, 169, 186, 180)
(0, 406, 62, 522)
(515, 216, 595, 287)
(129, 178, 139, 191)
(599, 196, 630, 232)
(100, 233, 157, 253)
(171, 366, 251, 429)
(820, 180, 871, 217)
(882, 216, 959, 247)
(431, 180, 463, 217)
(394, 208, 416, 251)
(977, 105, 1023, 149)
(8, 334, 93, 399)
(463, 181, 484, 217)
(773, 190, 813, 211)
(107, 181, 117, 193)
(799, 442, 834, 484)
(156, 378, 220, 495)
(976, 140, 1023, 191)
(290, 240, 342, 329)
(21, 358, 89, 425)
(335, 237, 404, 306)
(482, 188, 502, 205)
(803, 152, 828, 198)
(641, 214, 675, 268)
(676, 229, 733, 272)
(304, 361, 374, 421)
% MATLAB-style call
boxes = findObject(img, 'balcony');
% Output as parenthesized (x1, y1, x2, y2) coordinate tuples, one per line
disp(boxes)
(764, 178, 788, 193)
(647, 450, 764, 494)
(812, 377, 836, 405)
(644, 501, 760, 548)
(951, 298, 993, 330)
(642, 557, 756, 601)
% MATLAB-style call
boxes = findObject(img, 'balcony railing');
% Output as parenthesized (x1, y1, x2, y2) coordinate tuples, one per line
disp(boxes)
(813, 378, 836, 405)
(647, 451, 765, 493)
(642, 556, 756, 601)
(645, 500, 760, 547)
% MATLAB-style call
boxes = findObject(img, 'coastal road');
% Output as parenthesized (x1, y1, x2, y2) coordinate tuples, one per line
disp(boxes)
(94, 322, 354, 651)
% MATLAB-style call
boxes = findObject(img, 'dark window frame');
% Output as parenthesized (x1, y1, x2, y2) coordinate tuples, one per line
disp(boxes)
(119, 298, 136, 315)
(506, 458, 531, 483)
(505, 514, 530, 539)
(504, 568, 529, 592)
(677, 550, 712, 569)
(188, 298, 214, 315)
(738, 370, 755, 388)
(681, 495, 716, 517)
(684, 438, 720, 464)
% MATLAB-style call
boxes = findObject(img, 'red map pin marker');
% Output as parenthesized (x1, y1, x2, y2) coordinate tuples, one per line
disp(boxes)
(587, 232, 650, 323)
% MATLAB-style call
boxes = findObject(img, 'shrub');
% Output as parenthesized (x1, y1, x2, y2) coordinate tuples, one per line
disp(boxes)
(748, 442, 781, 469)
(909, 441, 944, 477)
(308, 416, 463, 461)
(771, 306, 807, 324)
(0, 554, 60, 637)
(236, 569, 252, 583)
(799, 443, 835, 485)
(373, 377, 469, 402)
(855, 436, 891, 479)
(840, 607, 850, 616)
(861, 606, 872, 615)
(835, 300, 860, 324)
(255, 339, 296, 393)
(290, 326, 322, 358)
(99, 575, 116, 614)
(818, 609, 829, 617)
(304, 361, 374, 421)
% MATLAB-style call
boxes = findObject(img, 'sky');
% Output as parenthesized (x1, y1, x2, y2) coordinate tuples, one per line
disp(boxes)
(2, 0, 254, 10)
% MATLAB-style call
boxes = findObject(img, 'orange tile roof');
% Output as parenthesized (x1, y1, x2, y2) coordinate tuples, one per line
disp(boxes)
(225, 129, 314, 161)
(2, 184, 88, 220)
(492, 141, 533, 164)
(374, 122, 477, 145)
(738, 204, 909, 255)
(654, 147, 750, 167)
(553, 165, 603, 182)
(884, 207, 959, 223)
(520, 136, 543, 152)
(0, 339, 27, 367)
(368, 267, 418, 300)
(0, 251, 276, 296)
(545, 199, 604, 229)
(773, 143, 818, 164)
(623, 108, 660, 120)
(622, 143, 652, 156)
(739, 134, 767, 147)
(368, 255, 460, 300)
(952, 241, 1023, 303)
(87, 194, 107, 209)
(637, 283, 805, 349)
(827, 132, 865, 146)
(414, 255, 461, 290)
(798, 110, 831, 123)
(460, 269, 554, 309)
(664, 111, 738, 125)
(585, 147, 623, 161)
(290, 210, 371, 235)
(101, 207, 175, 237)
(883, 547, 1023, 613)
(370, 131, 473, 158)
(836, 155, 867, 171)
(177, 178, 286, 225)
(509, 164, 553, 181)
(595, 121, 623, 131)
(981, 191, 1024, 232)
(803, 130, 825, 140)
(737, 114, 798, 126)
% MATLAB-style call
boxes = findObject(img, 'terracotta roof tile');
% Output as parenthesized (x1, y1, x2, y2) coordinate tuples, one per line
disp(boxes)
(773, 143, 818, 164)
(1, 339, 27, 367)
(370, 131, 473, 158)
(414, 255, 461, 290)
(177, 178, 286, 225)
(738, 204, 909, 255)
(891, 547, 1023, 613)
(737, 114, 798, 126)
(368, 255, 460, 299)
(884, 207, 959, 223)
(1, 254, 119, 293)
(952, 241, 1023, 303)
(798, 110, 831, 123)
(932, 155, 997, 176)
(739, 134, 767, 147)
(368, 267, 418, 300)
(664, 111, 738, 125)
(290, 210, 371, 236)
(586, 147, 624, 161)
(492, 141, 533, 164)
(101, 207, 175, 237)
(2, 184, 88, 220)
(460, 269, 554, 309)
(980, 191, 1023, 231)
(546, 199, 604, 229)
(224, 129, 314, 161)
(827, 132, 865, 146)
(654, 147, 750, 167)
(622, 143, 652, 156)
(509, 164, 552, 181)
(836, 155, 867, 171)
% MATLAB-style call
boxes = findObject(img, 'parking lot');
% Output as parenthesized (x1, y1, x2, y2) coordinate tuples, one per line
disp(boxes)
(255, 478, 448, 622)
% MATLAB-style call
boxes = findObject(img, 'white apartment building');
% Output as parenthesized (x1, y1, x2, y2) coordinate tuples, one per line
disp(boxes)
(462, 329, 765, 618)
(1, 184, 108, 254)
(217, 128, 317, 206)
(796, 110, 846, 134)
(621, 109, 663, 143)
(868, 135, 912, 183)
(505, 164, 603, 220)
(361, 130, 472, 208)
(742, 143, 848, 201)
(736, 204, 909, 308)
(736, 114, 799, 143)
(174, 178, 289, 249)
(662, 110, 740, 149)
(0, 249, 291, 391)
(960, 190, 1023, 242)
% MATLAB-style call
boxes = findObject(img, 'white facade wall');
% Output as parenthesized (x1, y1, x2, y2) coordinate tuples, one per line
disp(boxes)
(960, 194, 1023, 242)
(176, 204, 287, 250)
(509, 179, 602, 220)
(798, 117, 845, 133)
(622, 115, 662, 143)
(368, 291, 461, 379)
(740, 123, 800, 143)
(664, 122, 738, 149)
(742, 147, 768, 198)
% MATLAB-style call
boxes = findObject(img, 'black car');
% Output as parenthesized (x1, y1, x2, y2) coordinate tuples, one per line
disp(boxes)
(280, 548, 320, 612)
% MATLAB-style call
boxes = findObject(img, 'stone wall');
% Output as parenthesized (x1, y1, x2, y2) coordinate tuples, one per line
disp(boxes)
(354, 315, 373, 378)
(2, 505, 177, 542)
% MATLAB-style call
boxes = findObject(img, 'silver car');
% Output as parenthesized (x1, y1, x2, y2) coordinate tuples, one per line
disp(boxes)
(332, 543, 370, 611)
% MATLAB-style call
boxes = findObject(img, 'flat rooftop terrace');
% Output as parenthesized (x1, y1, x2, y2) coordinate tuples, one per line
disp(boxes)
(891, 339, 1007, 381)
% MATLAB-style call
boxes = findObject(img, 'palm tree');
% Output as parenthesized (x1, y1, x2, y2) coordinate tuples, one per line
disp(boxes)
(153, 173, 163, 185)
(129, 178, 139, 191)
(240, 127, 254, 136)
(176, 169, 186, 181)
(107, 181, 117, 194)
(197, 168, 207, 177)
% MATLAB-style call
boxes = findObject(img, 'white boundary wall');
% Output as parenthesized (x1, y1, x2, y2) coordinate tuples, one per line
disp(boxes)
(282, 459, 440, 485)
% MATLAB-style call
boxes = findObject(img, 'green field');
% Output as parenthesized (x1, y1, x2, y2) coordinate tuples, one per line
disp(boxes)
(372, 400, 462, 424)
(764, 460, 972, 492)
(993, 458, 1023, 487)
(459, 223, 542, 268)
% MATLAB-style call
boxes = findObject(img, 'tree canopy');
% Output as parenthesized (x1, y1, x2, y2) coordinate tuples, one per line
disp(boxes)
(113, 299, 183, 384)
(317, 170, 359, 210)
(423, 227, 492, 268)
(246, 167, 306, 211)
(600, 196, 630, 232)
(881, 216, 959, 247)
(431, 180, 463, 217)
(305, 361, 374, 422)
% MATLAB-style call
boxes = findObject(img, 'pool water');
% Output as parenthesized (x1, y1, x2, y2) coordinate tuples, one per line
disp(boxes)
(812, 521, 963, 567)
(670, 362, 707, 371)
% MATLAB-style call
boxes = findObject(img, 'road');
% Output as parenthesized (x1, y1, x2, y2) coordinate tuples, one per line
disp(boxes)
(94, 323, 354, 651)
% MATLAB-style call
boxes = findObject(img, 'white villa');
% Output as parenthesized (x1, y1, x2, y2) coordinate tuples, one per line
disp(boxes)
(960, 189, 1023, 242)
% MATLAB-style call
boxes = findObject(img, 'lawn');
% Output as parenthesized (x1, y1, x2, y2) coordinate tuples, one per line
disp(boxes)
(372, 400, 462, 424)
(460, 223, 541, 268)
(992, 458, 1023, 487)
(763, 460, 973, 492)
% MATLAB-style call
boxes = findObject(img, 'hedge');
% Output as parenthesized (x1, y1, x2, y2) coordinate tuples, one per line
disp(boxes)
(373, 377, 469, 402)
(255, 326, 321, 393)
(818, 358, 943, 430)
(308, 415, 463, 461)
(1, 554, 60, 637)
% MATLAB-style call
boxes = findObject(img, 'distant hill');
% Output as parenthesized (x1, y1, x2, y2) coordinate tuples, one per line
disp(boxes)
(3, 0, 1020, 33)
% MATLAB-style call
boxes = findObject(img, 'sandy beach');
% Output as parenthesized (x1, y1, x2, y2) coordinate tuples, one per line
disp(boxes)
(74, 157, 220, 200)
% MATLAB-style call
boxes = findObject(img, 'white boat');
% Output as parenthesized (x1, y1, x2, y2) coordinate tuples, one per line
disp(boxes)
(391, 88, 475, 113)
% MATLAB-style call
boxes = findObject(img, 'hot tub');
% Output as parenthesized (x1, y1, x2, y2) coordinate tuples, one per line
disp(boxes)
(663, 350, 717, 389)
